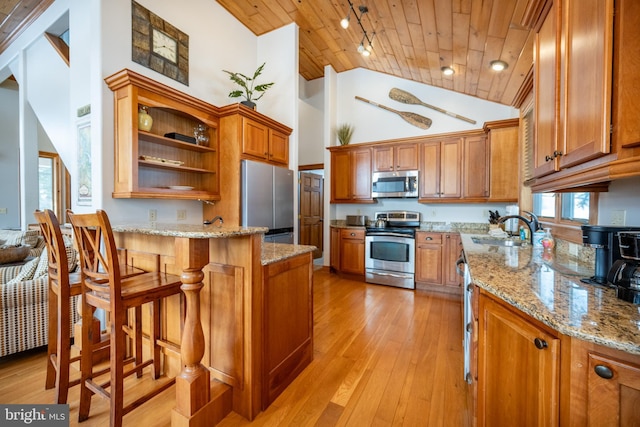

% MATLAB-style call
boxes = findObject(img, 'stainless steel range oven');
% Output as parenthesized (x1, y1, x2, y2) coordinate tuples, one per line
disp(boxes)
(365, 211, 420, 289)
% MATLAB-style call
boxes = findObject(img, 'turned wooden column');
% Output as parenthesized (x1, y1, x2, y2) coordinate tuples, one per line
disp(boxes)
(171, 237, 211, 427)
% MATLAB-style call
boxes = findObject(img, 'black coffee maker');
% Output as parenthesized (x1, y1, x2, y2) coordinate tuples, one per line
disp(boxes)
(609, 232, 640, 304)
(580, 225, 640, 286)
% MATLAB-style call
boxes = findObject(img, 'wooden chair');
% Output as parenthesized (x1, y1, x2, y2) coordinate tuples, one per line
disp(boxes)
(67, 209, 183, 427)
(34, 209, 145, 404)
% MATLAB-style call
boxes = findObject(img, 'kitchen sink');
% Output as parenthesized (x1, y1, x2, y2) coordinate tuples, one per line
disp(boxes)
(471, 236, 526, 247)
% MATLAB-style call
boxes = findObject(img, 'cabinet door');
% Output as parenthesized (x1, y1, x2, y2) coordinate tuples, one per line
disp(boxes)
(488, 125, 519, 201)
(587, 352, 640, 426)
(415, 232, 443, 284)
(340, 230, 365, 275)
(373, 146, 394, 172)
(478, 295, 560, 427)
(242, 118, 269, 159)
(559, 0, 612, 169)
(330, 227, 341, 270)
(440, 138, 462, 199)
(351, 148, 372, 200)
(331, 151, 352, 202)
(419, 141, 440, 198)
(533, 0, 560, 178)
(269, 129, 289, 165)
(395, 143, 418, 170)
(463, 136, 489, 199)
(443, 233, 461, 287)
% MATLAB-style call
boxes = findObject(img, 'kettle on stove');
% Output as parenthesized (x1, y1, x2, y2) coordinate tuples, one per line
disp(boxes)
(375, 217, 387, 228)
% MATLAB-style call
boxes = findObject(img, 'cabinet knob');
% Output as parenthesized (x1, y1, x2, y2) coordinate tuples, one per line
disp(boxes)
(553, 150, 563, 158)
(466, 323, 472, 333)
(534, 337, 548, 349)
(425, 236, 433, 241)
(594, 364, 614, 380)
(545, 154, 553, 162)
(465, 373, 473, 384)
(350, 232, 356, 236)
(446, 235, 450, 239)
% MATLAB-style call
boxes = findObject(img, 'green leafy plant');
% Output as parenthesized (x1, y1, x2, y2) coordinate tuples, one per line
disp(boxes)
(222, 62, 274, 104)
(336, 123, 354, 145)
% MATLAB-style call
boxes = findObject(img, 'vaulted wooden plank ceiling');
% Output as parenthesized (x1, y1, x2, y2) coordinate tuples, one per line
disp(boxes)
(1, 0, 540, 107)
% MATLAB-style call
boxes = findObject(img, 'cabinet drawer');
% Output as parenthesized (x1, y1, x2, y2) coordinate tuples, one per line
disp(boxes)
(416, 232, 442, 244)
(341, 229, 365, 240)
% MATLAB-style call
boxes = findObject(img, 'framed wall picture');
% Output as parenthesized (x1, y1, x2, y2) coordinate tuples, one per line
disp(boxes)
(131, 1, 189, 85)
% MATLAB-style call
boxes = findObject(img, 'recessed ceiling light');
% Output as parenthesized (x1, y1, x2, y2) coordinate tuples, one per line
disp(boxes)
(490, 60, 508, 71)
(441, 66, 454, 76)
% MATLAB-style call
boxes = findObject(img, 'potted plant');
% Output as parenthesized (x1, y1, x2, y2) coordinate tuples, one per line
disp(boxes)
(222, 62, 274, 110)
(336, 123, 354, 145)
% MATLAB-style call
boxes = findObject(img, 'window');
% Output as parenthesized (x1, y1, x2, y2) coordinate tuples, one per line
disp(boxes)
(38, 152, 68, 220)
(533, 191, 596, 242)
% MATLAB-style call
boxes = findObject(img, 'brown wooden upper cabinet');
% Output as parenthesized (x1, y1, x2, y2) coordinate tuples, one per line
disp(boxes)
(419, 138, 463, 201)
(531, 0, 640, 190)
(463, 136, 489, 200)
(372, 143, 418, 172)
(330, 147, 373, 203)
(242, 116, 289, 166)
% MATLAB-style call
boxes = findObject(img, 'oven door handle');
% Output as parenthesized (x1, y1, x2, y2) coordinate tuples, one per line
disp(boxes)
(366, 232, 414, 238)
(368, 271, 413, 279)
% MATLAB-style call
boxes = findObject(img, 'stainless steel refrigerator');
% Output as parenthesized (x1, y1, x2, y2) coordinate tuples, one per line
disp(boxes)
(241, 159, 294, 243)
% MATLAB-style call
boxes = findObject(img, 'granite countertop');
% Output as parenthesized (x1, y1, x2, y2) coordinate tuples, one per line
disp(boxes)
(261, 242, 316, 265)
(461, 233, 640, 355)
(112, 222, 268, 238)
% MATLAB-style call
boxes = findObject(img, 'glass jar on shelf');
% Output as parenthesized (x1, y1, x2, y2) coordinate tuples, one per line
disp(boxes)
(193, 124, 209, 146)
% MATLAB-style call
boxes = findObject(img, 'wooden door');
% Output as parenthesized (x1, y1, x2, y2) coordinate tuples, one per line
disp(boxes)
(587, 352, 640, 426)
(463, 136, 489, 199)
(478, 295, 560, 427)
(395, 143, 418, 170)
(440, 138, 462, 199)
(443, 233, 461, 287)
(340, 229, 365, 275)
(415, 232, 442, 285)
(299, 172, 323, 259)
(331, 151, 351, 202)
(242, 117, 269, 160)
(372, 145, 394, 172)
(533, 0, 560, 178)
(559, 0, 612, 169)
(419, 141, 440, 198)
(351, 148, 372, 200)
(269, 129, 289, 165)
(330, 227, 340, 271)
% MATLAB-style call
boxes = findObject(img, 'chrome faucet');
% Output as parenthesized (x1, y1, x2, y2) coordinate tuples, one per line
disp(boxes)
(497, 210, 540, 244)
(203, 215, 223, 226)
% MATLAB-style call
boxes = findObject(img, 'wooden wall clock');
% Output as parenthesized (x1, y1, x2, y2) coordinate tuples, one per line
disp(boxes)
(131, 1, 189, 85)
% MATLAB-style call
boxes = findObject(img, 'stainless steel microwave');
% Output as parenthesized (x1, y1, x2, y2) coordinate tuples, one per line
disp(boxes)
(371, 170, 419, 198)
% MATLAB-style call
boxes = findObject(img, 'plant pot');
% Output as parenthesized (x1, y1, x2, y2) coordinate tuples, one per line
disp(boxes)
(241, 100, 256, 110)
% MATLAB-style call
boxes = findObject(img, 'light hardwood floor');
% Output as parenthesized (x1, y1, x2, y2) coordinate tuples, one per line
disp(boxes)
(0, 268, 468, 426)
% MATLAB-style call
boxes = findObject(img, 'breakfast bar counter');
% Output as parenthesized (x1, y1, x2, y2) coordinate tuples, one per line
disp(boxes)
(111, 223, 314, 427)
(461, 233, 640, 355)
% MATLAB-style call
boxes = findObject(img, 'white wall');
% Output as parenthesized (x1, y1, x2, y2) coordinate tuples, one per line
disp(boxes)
(0, 82, 21, 228)
(598, 176, 640, 226)
(298, 76, 324, 166)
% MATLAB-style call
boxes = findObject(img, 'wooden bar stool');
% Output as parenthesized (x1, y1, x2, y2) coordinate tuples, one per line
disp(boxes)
(34, 209, 145, 404)
(67, 209, 183, 427)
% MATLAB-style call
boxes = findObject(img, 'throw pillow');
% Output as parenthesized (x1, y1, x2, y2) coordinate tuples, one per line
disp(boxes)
(6, 257, 39, 284)
(32, 245, 78, 279)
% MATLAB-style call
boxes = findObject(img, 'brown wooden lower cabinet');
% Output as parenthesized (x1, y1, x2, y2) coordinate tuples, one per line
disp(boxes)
(262, 252, 313, 409)
(330, 227, 365, 276)
(475, 290, 640, 427)
(477, 292, 560, 427)
(415, 232, 461, 292)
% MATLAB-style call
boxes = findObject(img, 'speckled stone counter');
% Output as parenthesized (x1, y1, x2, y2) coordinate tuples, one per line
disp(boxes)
(461, 233, 640, 355)
(112, 222, 268, 238)
(261, 242, 316, 265)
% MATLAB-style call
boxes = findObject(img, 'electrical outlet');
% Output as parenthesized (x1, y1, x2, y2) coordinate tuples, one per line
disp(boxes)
(611, 210, 626, 226)
(148, 209, 157, 222)
(0, 208, 6, 214)
(177, 209, 187, 221)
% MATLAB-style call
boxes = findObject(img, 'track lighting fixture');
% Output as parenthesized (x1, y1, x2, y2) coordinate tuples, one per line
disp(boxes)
(340, 0, 376, 57)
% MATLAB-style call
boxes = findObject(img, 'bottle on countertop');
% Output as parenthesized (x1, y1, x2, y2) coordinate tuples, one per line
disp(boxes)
(541, 227, 555, 252)
(519, 226, 526, 241)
